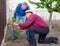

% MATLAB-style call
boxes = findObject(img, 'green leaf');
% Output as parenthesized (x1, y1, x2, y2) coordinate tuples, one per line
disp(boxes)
(47, 8, 51, 13)
(12, 17, 16, 22)
(8, 35, 14, 42)
(56, 2, 60, 12)
(17, 29, 23, 35)
(29, 0, 60, 13)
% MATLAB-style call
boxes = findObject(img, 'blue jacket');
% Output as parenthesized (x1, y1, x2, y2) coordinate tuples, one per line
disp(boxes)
(14, 3, 30, 18)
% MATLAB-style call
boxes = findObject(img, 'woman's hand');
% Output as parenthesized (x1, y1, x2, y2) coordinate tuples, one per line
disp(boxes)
(8, 22, 21, 30)
(7, 22, 13, 26)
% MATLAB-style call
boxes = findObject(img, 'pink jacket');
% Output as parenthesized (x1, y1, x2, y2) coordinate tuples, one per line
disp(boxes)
(18, 14, 48, 29)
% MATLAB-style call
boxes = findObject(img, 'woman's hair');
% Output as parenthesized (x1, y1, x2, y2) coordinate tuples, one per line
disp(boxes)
(22, 2, 27, 5)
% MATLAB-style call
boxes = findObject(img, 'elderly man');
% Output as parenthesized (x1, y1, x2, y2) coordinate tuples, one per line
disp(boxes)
(13, 2, 30, 40)
(9, 10, 58, 46)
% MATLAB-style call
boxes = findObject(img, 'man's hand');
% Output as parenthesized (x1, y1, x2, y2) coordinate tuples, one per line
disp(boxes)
(13, 23, 18, 27)
(13, 23, 21, 30)
(17, 26, 20, 30)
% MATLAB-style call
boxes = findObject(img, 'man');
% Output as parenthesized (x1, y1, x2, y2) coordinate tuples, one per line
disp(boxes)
(9, 10, 58, 46)
(13, 2, 30, 40)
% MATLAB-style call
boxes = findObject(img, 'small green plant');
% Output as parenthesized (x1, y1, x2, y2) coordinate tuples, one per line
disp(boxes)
(17, 28, 23, 35)
(12, 17, 16, 22)
(50, 43, 52, 46)
(8, 17, 23, 42)
(8, 35, 14, 42)
(8, 28, 23, 42)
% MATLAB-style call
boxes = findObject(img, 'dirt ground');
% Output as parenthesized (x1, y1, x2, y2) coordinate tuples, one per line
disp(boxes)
(3, 21, 60, 46)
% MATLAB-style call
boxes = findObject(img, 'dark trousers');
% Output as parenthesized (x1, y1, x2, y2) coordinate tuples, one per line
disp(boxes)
(27, 27, 55, 46)
(27, 27, 58, 46)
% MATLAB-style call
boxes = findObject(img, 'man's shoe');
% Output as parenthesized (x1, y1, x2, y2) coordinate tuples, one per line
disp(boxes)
(51, 37, 58, 44)
(54, 37, 58, 44)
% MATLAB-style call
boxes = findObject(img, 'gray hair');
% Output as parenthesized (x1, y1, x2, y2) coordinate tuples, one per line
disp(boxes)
(22, 2, 27, 5)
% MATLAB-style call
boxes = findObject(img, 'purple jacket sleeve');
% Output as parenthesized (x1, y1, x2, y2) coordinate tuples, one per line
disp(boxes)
(18, 15, 35, 29)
